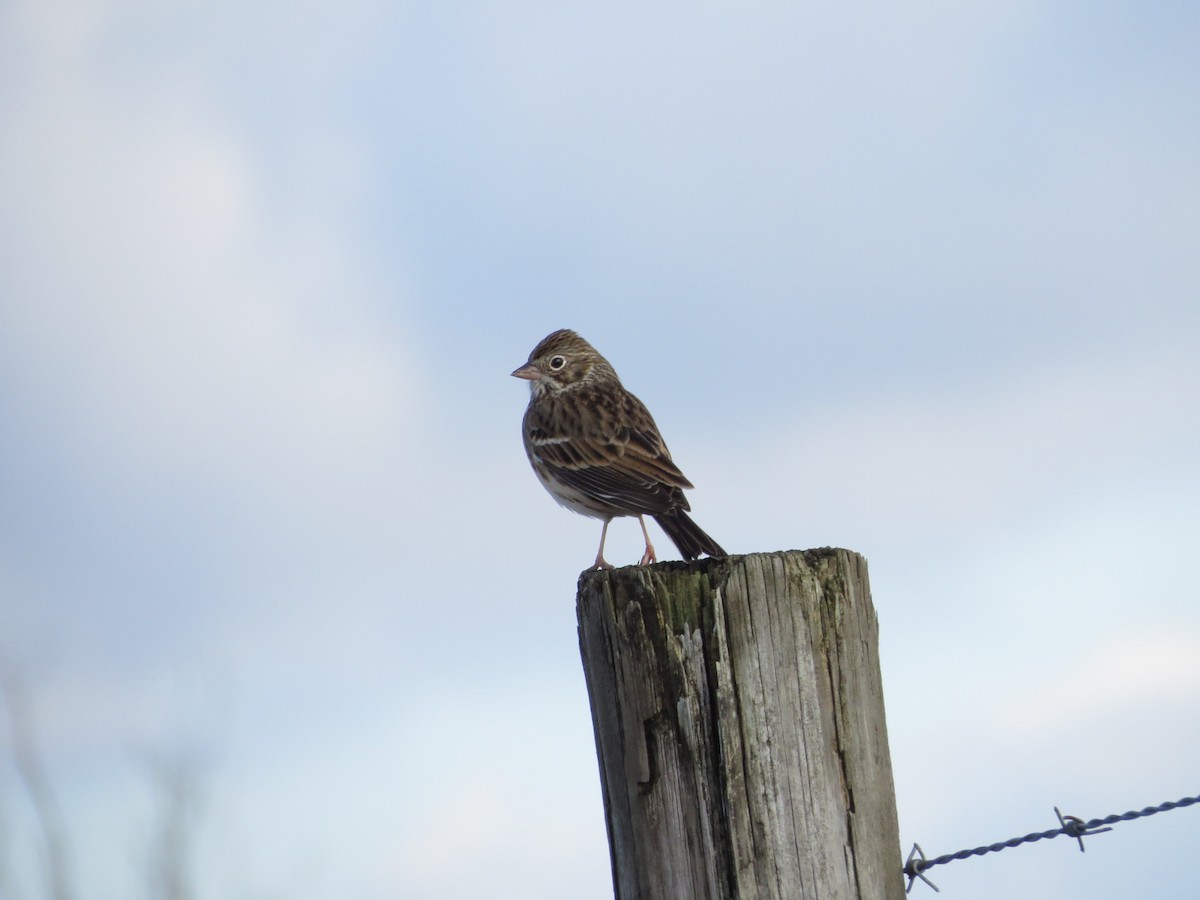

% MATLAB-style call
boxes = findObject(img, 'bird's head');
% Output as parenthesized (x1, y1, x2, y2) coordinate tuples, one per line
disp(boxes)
(511, 329, 616, 396)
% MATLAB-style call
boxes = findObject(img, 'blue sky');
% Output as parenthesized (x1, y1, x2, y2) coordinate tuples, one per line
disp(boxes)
(1, 2, 1198, 898)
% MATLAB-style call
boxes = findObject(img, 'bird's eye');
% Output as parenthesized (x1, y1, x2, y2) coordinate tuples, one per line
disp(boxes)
(548, 355, 566, 370)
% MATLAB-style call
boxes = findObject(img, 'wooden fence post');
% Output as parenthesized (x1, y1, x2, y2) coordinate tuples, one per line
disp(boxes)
(576, 548, 903, 900)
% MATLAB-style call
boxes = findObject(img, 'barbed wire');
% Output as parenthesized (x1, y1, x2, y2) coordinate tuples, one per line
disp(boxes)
(903, 792, 1200, 893)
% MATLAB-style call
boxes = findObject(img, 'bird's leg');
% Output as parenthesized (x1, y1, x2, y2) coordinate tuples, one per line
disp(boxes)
(637, 515, 657, 566)
(593, 519, 614, 570)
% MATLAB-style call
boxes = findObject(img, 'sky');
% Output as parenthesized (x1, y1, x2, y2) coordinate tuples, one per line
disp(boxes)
(1, 1, 1198, 898)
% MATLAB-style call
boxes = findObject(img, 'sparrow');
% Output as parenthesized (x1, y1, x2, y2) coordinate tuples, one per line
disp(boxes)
(512, 328, 726, 569)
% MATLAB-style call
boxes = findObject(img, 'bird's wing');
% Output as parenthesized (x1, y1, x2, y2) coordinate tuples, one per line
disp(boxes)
(525, 388, 693, 515)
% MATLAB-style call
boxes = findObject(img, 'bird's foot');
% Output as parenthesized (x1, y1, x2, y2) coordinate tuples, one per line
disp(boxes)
(636, 516, 658, 566)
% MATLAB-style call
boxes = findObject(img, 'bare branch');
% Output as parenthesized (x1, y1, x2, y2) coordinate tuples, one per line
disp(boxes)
(0, 664, 73, 900)
(143, 748, 208, 900)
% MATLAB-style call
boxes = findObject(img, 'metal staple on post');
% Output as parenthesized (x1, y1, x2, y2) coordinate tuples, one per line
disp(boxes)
(902, 792, 1200, 893)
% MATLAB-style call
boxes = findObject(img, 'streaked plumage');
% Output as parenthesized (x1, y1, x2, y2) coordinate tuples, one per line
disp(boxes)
(512, 329, 726, 569)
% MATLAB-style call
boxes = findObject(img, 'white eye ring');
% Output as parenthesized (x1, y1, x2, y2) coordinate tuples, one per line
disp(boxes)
(548, 355, 566, 370)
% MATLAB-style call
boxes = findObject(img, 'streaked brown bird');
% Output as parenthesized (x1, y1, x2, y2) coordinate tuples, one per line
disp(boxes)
(512, 329, 726, 569)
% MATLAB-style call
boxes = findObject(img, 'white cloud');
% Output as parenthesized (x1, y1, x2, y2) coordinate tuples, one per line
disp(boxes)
(0, 0, 418, 507)
(386, 682, 611, 900)
(721, 340, 1200, 553)
(990, 630, 1200, 739)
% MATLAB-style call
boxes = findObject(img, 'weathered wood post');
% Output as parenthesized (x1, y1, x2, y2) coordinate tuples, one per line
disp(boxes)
(577, 548, 903, 900)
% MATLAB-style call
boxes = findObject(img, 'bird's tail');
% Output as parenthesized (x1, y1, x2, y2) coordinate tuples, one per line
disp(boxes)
(654, 510, 727, 561)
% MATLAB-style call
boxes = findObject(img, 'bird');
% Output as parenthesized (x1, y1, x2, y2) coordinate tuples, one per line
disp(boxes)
(512, 328, 726, 569)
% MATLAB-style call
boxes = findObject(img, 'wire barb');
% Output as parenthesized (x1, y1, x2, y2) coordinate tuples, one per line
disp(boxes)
(904, 843, 939, 894)
(1054, 805, 1112, 853)
(903, 792, 1200, 893)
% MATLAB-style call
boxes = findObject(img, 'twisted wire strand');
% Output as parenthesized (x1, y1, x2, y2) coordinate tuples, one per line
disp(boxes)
(904, 793, 1200, 893)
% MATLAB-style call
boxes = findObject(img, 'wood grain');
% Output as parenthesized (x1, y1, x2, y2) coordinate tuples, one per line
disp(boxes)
(577, 549, 903, 900)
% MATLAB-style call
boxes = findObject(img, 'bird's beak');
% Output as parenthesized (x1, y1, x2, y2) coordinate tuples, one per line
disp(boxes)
(511, 363, 541, 381)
